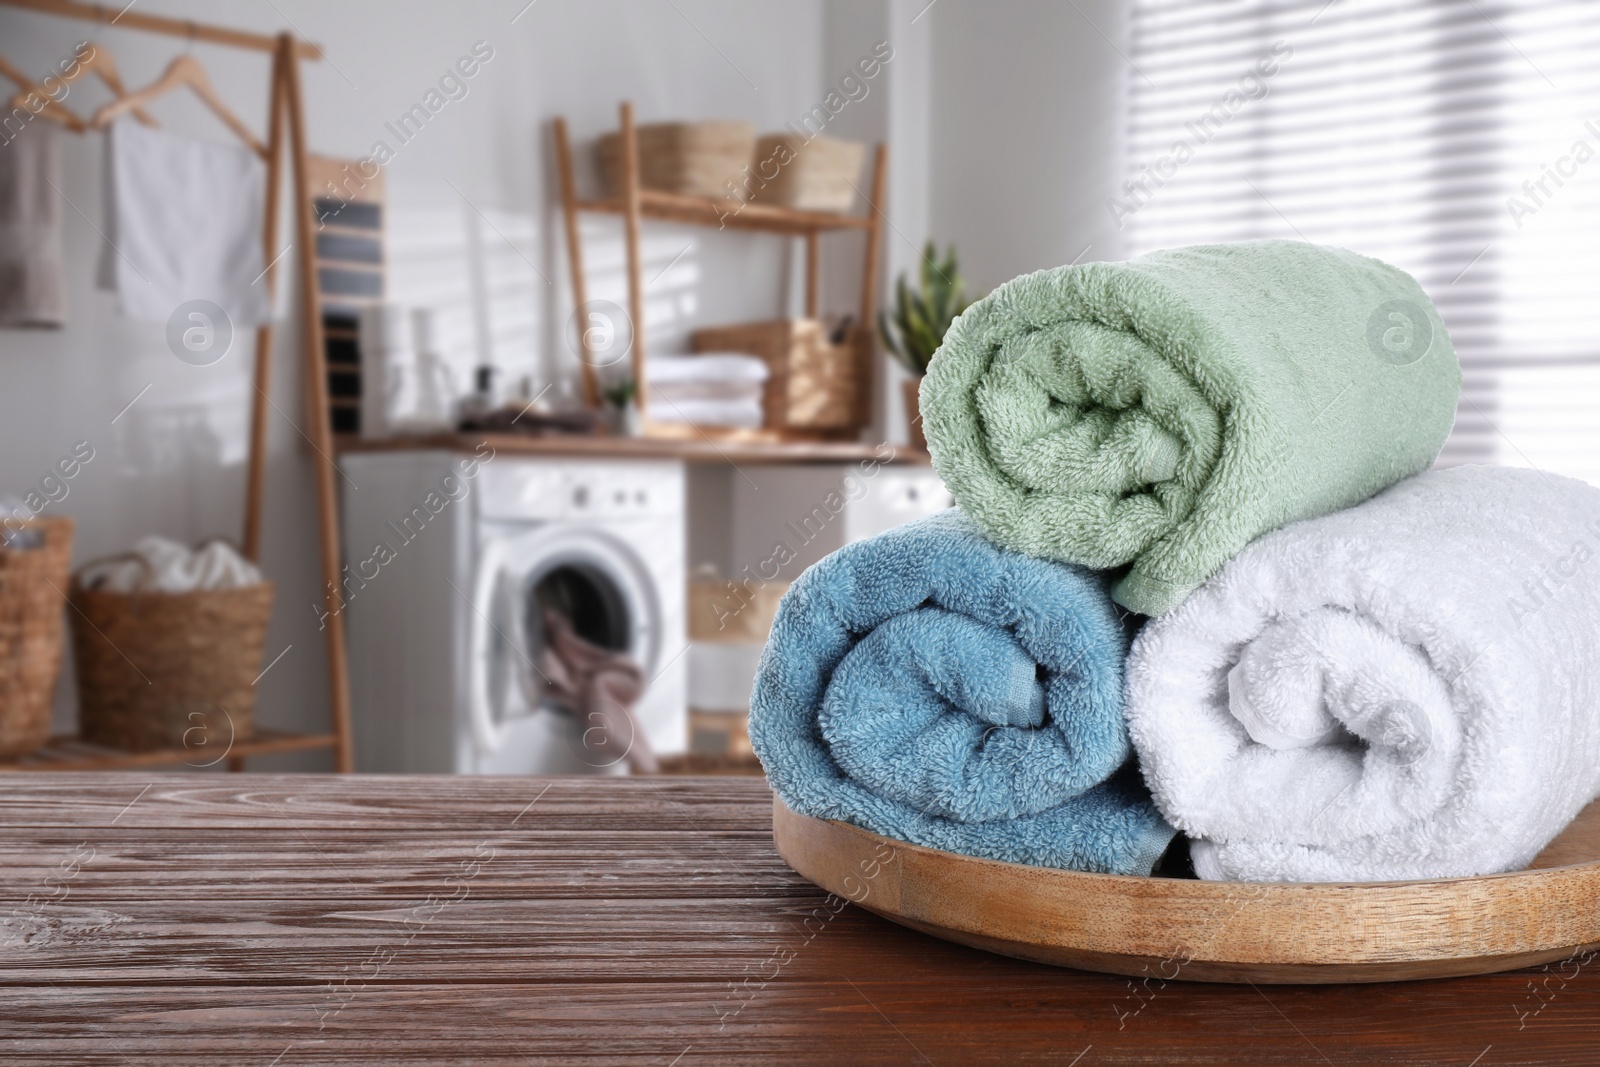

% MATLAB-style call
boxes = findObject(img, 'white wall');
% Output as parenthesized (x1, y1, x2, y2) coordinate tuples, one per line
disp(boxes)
(928, 0, 1129, 292)
(0, 0, 848, 766)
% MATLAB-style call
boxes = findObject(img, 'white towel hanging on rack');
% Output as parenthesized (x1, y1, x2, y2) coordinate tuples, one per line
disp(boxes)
(97, 118, 271, 329)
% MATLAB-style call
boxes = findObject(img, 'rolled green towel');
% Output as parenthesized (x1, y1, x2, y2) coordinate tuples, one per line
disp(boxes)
(920, 240, 1462, 615)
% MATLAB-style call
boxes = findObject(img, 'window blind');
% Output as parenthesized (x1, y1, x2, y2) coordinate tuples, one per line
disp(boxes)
(1122, 0, 1600, 484)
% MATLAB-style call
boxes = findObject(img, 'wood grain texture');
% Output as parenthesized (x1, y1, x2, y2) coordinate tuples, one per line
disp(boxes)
(618, 102, 648, 417)
(0, 0, 323, 56)
(575, 188, 875, 236)
(0, 728, 337, 771)
(855, 145, 887, 428)
(282, 33, 354, 775)
(774, 797, 1600, 984)
(242, 39, 288, 564)
(3, 774, 1600, 1065)
(551, 117, 599, 408)
(337, 430, 930, 465)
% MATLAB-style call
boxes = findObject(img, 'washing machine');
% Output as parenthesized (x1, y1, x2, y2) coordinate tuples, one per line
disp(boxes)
(339, 450, 687, 774)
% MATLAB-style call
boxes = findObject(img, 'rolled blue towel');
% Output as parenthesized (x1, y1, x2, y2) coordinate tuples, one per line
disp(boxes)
(749, 509, 1176, 875)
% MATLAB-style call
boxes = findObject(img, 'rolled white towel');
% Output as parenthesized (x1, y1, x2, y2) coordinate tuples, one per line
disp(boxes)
(1125, 465, 1600, 882)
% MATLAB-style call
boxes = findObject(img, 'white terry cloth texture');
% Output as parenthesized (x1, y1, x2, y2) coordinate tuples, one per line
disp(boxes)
(97, 119, 271, 327)
(651, 380, 765, 403)
(647, 354, 768, 427)
(0, 121, 67, 327)
(646, 394, 764, 429)
(648, 353, 769, 384)
(79, 536, 263, 593)
(1125, 465, 1600, 883)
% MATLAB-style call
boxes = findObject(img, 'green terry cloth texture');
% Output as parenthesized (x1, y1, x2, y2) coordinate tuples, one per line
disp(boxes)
(920, 240, 1462, 615)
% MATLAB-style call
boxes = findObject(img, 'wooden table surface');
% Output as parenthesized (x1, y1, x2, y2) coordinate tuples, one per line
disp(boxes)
(2, 774, 1597, 1065)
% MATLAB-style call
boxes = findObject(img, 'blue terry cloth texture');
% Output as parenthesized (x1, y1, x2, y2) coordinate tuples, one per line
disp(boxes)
(748, 509, 1176, 875)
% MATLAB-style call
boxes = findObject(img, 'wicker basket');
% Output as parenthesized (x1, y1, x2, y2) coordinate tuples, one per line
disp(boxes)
(753, 134, 867, 212)
(0, 518, 73, 759)
(70, 552, 271, 752)
(598, 121, 756, 199)
(690, 318, 864, 433)
(687, 574, 788, 642)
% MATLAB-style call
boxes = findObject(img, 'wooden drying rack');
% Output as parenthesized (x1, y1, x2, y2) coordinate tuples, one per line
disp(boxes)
(552, 102, 887, 439)
(0, 0, 353, 773)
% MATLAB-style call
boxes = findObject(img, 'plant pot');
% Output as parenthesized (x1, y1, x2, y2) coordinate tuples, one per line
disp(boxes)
(609, 402, 643, 438)
(902, 377, 926, 452)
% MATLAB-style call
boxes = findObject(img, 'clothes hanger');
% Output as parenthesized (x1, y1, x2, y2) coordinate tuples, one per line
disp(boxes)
(5, 7, 158, 131)
(0, 51, 89, 132)
(49, 39, 159, 127)
(89, 28, 266, 158)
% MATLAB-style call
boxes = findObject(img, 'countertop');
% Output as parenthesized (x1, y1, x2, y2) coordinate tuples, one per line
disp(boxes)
(337, 432, 930, 466)
(1, 774, 1595, 1065)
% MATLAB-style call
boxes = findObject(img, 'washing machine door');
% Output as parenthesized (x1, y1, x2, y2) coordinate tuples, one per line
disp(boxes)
(468, 523, 662, 771)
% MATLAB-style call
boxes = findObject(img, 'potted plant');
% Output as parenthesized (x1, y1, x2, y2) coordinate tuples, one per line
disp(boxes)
(877, 241, 975, 451)
(601, 376, 641, 437)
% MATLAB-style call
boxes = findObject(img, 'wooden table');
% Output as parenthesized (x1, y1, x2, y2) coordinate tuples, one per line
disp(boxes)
(2, 775, 1596, 1065)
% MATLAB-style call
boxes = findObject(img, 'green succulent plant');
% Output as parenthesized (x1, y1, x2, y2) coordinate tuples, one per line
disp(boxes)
(601, 376, 637, 409)
(877, 241, 976, 378)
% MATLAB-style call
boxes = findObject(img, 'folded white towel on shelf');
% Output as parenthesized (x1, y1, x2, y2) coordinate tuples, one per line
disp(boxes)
(650, 379, 765, 403)
(1125, 465, 1600, 883)
(646, 394, 764, 429)
(0, 121, 67, 328)
(80, 536, 262, 593)
(649, 353, 769, 385)
(97, 119, 271, 328)
(646, 354, 768, 427)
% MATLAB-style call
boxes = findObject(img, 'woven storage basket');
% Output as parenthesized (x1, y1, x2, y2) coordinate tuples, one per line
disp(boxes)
(752, 134, 866, 212)
(0, 518, 73, 759)
(598, 121, 756, 199)
(690, 318, 864, 433)
(687, 574, 789, 643)
(70, 550, 271, 752)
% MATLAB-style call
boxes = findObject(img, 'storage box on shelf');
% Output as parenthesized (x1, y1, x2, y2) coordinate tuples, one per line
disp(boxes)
(597, 120, 755, 199)
(752, 134, 866, 212)
(691, 319, 863, 434)
(680, 570, 785, 774)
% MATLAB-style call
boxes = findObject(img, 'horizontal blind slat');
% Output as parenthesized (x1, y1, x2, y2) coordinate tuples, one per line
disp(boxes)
(1127, 0, 1600, 485)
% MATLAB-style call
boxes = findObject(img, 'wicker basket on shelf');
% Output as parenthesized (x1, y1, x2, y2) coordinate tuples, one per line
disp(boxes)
(752, 134, 867, 212)
(70, 549, 271, 752)
(598, 121, 756, 199)
(690, 318, 864, 433)
(0, 518, 73, 759)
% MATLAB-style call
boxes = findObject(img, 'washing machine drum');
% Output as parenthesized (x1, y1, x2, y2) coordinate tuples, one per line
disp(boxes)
(471, 526, 661, 755)
(526, 562, 632, 657)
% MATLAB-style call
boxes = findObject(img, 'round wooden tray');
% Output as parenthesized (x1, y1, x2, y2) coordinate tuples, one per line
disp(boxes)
(772, 798, 1600, 984)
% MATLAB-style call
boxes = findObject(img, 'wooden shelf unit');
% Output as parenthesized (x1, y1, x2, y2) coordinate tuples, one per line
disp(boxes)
(552, 103, 887, 435)
(0, 730, 338, 772)
(0, 0, 356, 774)
(575, 187, 876, 237)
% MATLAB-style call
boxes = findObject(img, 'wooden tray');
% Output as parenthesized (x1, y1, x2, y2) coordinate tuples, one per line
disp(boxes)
(772, 797, 1600, 984)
